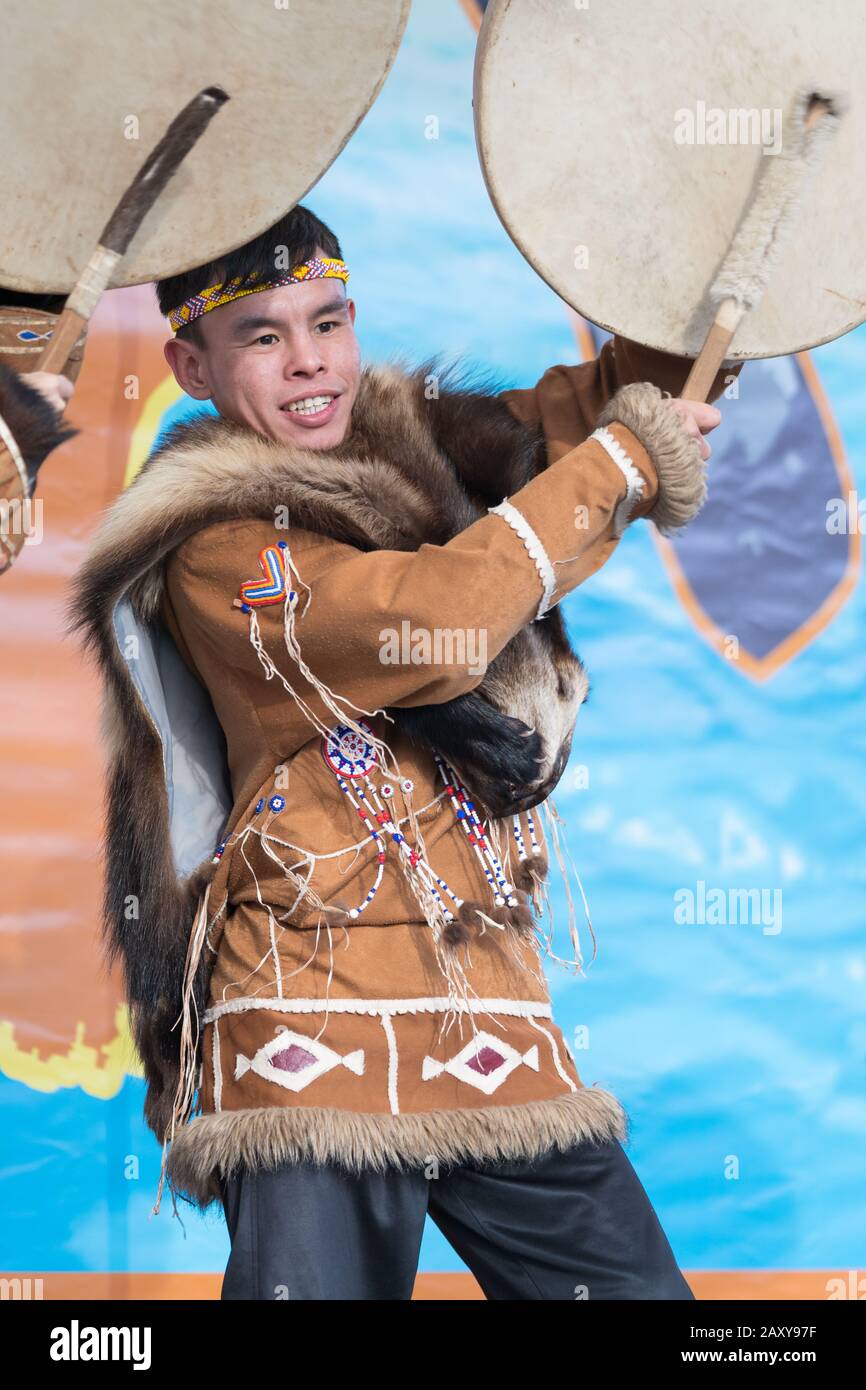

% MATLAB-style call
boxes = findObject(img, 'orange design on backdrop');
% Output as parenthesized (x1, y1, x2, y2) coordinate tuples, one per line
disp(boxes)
(0, 285, 174, 1095)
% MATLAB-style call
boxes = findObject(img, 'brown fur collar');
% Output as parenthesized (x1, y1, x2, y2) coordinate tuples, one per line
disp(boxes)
(74, 355, 590, 820)
(76, 360, 529, 624)
(74, 356, 589, 810)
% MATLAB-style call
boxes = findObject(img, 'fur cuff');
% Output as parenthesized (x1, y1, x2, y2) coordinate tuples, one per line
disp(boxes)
(595, 381, 706, 536)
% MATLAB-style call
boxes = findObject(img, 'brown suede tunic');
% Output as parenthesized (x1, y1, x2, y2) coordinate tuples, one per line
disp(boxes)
(158, 336, 735, 1197)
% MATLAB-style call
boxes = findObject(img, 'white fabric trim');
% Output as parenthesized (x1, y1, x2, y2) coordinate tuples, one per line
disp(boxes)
(0, 408, 29, 497)
(203, 995, 554, 1025)
(488, 499, 557, 620)
(589, 426, 645, 538)
(212, 1018, 223, 1112)
(381, 1014, 400, 1115)
(527, 1016, 578, 1093)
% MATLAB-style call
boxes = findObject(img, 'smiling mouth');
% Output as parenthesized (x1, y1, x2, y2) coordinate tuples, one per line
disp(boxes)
(281, 394, 338, 417)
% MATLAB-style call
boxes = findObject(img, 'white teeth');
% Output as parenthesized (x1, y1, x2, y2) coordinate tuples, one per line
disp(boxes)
(285, 395, 334, 416)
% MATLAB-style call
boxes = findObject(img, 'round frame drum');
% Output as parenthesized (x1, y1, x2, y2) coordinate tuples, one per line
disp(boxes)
(0, 0, 409, 292)
(474, 0, 866, 358)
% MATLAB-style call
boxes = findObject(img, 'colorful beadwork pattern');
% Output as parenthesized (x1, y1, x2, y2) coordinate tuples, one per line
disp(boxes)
(167, 257, 350, 333)
(239, 543, 295, 611)
(323, 724, 379, 778)
(436, 755, 521, 912)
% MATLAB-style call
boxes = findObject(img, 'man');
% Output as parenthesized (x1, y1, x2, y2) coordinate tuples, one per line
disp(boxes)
(72, 203, 733, 1300)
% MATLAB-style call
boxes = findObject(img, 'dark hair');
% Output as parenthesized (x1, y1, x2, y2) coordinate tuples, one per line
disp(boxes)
(154, 203, 343, 349)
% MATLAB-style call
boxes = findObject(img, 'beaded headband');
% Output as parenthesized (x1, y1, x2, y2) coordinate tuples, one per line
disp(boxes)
(167, 255, 350, 334)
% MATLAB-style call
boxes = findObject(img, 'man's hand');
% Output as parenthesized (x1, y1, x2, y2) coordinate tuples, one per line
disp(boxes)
(664, 398, 721, 461)
(19, 371, 74, 415)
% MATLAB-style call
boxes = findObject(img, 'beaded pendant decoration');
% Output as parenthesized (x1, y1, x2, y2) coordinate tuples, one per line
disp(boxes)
(319, 719, 537, 944)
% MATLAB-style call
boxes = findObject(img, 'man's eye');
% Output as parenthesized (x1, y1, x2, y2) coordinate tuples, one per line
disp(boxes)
(255, 333, 278, 346)
(315, 320, 337, 334)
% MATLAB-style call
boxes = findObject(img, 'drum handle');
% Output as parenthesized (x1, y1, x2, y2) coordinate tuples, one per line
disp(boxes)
(681, 93, 841, 403)
(680, 299, 743, 403)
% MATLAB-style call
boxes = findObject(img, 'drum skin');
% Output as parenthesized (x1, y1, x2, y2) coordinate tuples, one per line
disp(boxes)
(0, 0, 409, 293)
(474, 0, 866, 359)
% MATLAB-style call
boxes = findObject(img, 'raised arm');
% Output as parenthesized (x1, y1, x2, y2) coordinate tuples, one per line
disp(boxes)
(499, 333, 741, 448)
(417, 335, 740, 506)
(164, 400, 706, 741)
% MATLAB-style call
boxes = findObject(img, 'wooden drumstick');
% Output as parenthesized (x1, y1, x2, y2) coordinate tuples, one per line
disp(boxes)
(35, 85, 229, 375)
(0, 85, 229, 571)
(681, 89, 846, 403)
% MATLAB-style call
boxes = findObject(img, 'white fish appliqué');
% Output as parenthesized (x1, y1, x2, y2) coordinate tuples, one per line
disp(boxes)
(422, 1030, 540, 1095)
(235, 1027, 365, 1093)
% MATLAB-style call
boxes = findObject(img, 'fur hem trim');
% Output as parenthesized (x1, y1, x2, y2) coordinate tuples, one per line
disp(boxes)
(165, 1086, 630, 1211)
(596, 381, 707, 536)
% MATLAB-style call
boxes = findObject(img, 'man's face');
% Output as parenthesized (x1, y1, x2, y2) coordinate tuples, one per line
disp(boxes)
(163, 258, 361, 450)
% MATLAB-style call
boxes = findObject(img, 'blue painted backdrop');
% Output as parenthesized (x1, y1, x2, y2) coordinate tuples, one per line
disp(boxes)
(2, 0, 863, 1277)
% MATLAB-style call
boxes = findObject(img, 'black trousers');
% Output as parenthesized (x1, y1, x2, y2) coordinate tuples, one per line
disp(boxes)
(218, 1136, 695, 1301)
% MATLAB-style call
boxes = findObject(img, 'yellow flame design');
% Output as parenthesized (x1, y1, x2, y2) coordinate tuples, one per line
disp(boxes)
(0, 1006, 143, 1099)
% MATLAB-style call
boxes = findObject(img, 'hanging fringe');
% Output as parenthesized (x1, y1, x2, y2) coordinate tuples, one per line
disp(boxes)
(246, 545, 404, 786)
(247, 540, 494, 1044)
(534, 797, 597, 975)
(151, 880, 213, 1216)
